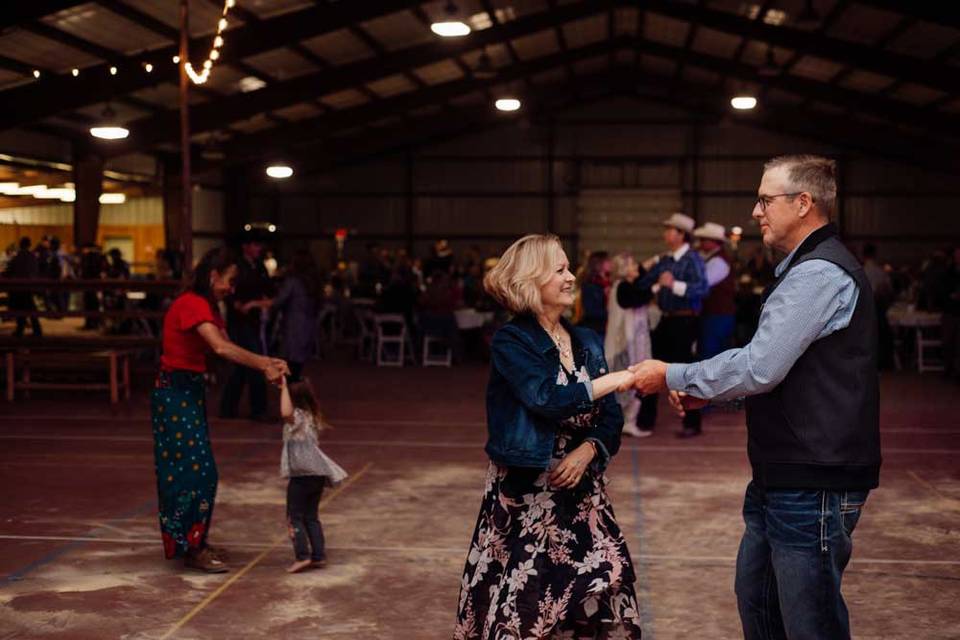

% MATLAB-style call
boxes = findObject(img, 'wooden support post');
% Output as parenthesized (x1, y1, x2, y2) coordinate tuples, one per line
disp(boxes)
(405, 149, 415, 255)
(73, 149, 104, 248)
(546, 118, 556, 233)
(5, 352, 13, 402)
(109, 350, 118, 404)
(179, 0, 193, 270)
(123, 353, 131, 400)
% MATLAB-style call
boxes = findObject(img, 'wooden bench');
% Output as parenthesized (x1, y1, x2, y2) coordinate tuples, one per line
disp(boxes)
(1, 336, 159, 404)
(4, 349, 134, 404)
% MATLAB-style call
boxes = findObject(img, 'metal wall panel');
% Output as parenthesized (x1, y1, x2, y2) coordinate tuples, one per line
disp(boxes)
(415, 197, 545, 234)
(416, 160, 544, 192)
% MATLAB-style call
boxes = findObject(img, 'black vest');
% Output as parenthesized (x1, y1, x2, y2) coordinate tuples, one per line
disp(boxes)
(745, 224, 881, 490)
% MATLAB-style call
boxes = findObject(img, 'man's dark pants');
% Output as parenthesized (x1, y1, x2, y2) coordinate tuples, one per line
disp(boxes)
(219, 322, 267, 419)
(637, 314, 701, 431)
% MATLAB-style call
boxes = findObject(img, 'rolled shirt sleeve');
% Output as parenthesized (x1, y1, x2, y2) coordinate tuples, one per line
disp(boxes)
(665, 259, 859, 401)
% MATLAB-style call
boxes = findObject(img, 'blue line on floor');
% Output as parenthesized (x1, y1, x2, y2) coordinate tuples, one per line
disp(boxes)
(632, 446, 656, 639)
(2, 425, 263, 587)
(2, 499, 155, 586)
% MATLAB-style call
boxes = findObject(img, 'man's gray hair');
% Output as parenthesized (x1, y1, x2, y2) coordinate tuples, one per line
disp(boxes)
(764, 154, 837, 217)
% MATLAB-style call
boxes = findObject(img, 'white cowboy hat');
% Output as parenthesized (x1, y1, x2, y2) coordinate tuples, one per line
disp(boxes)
(693, 222, 727, 243)
(662, 212, 695, 233)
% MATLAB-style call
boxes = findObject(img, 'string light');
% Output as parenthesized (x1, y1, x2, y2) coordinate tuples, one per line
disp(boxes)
(144, 63, 153, 73)
(109, 66, 118, 75)
(72, 68, 79, 77)
(173, 55, 180, 64)
(32, 69, 41, 78)
(183, 0, 235, 85)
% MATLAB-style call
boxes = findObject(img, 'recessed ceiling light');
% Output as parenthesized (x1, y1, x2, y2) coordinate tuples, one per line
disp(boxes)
(495, 98, 521, 112)
(266, 165, 293, 179)
(431, 2, 471, 37)
(239, 76, 267, 93)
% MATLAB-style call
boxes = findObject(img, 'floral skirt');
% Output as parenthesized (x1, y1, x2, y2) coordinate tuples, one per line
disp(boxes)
(150, 370, 218, 559)
(454, 438, 643, 639)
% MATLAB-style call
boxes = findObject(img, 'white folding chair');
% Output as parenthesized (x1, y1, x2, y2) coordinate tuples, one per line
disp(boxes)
(422, 335, 452, 367)
(374, 314, 409, 367)
(356, 309, 377, 362)
(916, 325, 944, 373)
(314, 304, 338, 358)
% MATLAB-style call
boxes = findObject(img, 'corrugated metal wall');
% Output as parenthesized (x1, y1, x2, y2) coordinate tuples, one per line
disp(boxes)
(259, 96, 957, 266)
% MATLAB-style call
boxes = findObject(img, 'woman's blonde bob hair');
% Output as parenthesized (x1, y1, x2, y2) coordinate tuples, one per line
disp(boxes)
(483, 233, 565, 315)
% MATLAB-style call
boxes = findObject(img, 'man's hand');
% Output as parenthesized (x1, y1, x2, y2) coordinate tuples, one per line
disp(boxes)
(667, 390, 709, 417)
(628, 360, 669, 395)
(658, 271, 675, 288)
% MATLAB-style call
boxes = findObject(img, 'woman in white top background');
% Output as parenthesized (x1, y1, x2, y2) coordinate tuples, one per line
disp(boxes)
(605, 253, 652, 437)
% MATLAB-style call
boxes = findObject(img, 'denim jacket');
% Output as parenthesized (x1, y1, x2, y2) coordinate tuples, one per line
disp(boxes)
(485, 314, 624, 470)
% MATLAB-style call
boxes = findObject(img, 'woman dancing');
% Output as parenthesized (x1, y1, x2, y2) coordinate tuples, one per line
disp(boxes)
(152, 247, 288, 572)
(454, 234, 643, 639)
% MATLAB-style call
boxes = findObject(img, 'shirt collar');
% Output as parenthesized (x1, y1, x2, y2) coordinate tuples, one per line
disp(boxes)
(672, 243, 690, 261)
(775, 228, 818, 277)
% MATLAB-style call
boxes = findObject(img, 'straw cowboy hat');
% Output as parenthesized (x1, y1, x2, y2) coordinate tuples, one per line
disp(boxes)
(662, 213, 695, 233)
(693, 222, 728, 243)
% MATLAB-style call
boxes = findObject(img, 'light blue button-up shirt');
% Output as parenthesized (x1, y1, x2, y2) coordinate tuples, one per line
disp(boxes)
(666, 231, 860, 401)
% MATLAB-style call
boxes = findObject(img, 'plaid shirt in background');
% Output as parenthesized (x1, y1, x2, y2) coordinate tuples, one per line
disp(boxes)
(636, 245, 709, 314)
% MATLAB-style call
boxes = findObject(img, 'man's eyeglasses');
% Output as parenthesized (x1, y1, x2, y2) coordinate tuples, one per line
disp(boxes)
(755, 192, 803, 212)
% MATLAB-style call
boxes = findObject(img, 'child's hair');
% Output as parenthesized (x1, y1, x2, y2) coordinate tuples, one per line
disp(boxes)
(287, 378, 328, 435)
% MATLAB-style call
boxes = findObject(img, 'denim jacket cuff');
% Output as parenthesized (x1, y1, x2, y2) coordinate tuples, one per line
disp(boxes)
(585, 437, 610, 469)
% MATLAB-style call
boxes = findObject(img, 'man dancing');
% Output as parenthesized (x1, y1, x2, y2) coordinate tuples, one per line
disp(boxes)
(632, 155, 881, 640)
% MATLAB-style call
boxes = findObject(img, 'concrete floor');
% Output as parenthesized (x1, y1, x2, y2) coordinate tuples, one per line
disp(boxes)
(0, 358, 958, 639)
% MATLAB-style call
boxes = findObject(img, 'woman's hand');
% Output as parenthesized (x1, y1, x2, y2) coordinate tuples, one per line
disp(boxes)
(615, 369, 637, 392)
(549, 442, 596, 489)
(262, 357, 289, 384)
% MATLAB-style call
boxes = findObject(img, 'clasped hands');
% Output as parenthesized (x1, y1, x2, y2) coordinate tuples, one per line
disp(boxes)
(616, 360, 708, 417)
(263, 357, 290, 385)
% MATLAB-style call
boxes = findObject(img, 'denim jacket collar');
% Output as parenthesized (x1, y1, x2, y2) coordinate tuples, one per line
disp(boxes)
(511, 313, 576, 355)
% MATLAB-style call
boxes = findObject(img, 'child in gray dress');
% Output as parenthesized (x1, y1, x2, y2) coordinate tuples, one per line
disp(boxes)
(279, 376, 347, 573)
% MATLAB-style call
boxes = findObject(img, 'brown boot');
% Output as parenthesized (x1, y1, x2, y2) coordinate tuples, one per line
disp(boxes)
(184, 548, 229, 573)
(205, 545, 230, 562)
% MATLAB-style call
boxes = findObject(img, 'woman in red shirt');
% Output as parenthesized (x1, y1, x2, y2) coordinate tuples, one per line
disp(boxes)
(152, 247, 288, 573)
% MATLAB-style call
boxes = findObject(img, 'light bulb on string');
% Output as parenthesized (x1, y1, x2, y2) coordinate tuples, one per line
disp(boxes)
(144, 63, 153, 73)
(181, 0, 235, 86)
(32, 69, 41, 79)
(109, 66, 117, 75)
(72, 68, 79, 77)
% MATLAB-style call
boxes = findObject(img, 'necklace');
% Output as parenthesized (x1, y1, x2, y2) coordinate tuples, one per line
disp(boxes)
(553, 333, 573, 361)
(547, 326, 572, 361)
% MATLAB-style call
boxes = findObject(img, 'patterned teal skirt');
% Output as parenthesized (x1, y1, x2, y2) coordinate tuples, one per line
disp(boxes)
(151, 370, 218, 559)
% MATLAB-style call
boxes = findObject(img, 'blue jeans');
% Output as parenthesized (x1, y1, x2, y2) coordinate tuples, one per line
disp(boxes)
(735, 481, 869, 640)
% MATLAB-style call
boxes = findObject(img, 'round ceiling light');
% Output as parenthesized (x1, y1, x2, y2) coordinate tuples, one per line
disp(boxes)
(266, 165, 293, 179)
(730, 96, 757, 110)
(495, 98, 521, 112)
